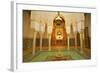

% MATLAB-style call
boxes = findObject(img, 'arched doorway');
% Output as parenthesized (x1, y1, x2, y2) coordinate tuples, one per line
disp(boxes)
(51, 12, 67, 49)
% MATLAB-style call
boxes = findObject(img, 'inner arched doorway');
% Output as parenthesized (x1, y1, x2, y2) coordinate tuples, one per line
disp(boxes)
(51, 12, 67, 50)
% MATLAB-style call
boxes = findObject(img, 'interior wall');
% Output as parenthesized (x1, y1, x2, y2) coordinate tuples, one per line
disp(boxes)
(23, 10, 34, 38)
(84, 13, 91, 37)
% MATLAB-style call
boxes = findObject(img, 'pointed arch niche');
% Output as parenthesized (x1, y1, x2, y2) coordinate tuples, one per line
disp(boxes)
(51, 12, 67, 50)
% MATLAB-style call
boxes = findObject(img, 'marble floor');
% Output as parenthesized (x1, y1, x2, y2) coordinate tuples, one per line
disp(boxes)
(23, 48, 90, 62)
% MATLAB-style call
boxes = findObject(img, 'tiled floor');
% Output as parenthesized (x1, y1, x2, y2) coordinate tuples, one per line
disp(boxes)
(31, 50, 85, 62)
(23, 48, 90, 62)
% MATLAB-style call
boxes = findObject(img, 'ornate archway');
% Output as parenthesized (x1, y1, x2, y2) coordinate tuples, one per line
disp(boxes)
(51, 12, 67, 49)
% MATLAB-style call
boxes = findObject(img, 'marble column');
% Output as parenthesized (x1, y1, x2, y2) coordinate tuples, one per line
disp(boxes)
(75, 32, 77, 49)
(33, 31, 37, 55)
(79, 20, 85, 53)
(40, 33, 43, 51)
(80, 30, 84, 53)
(48, 35, 51, 51)
(67, 35, 70, 50)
